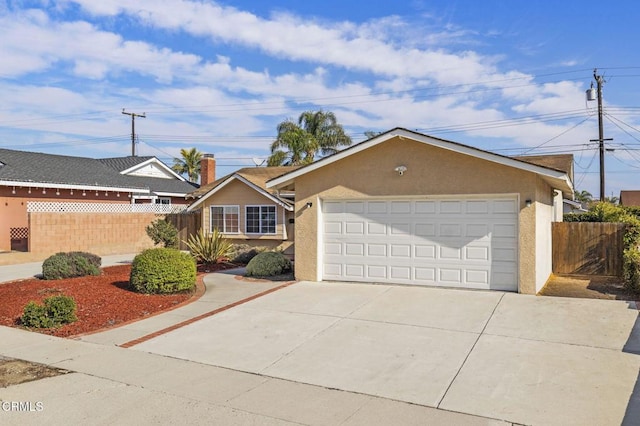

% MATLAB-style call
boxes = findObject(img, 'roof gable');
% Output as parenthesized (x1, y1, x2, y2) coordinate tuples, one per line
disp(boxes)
(187, 166, 297, 212)
(99, 156, 186, 181)
(267, 128, 574, 196)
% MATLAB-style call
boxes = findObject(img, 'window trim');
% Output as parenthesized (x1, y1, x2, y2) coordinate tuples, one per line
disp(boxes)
(210, 205, 240, 234)
(245, 205, 277, 235)
(154, 197, 171, 205)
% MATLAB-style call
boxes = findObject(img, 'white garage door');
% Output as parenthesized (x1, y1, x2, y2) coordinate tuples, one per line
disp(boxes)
(322, 197, 518, 291)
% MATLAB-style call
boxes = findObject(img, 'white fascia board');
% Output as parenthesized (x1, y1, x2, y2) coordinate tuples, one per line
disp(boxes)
(267, 128, 574, 191)
(187, 174, 293, 212)
(121, 157, 187, 182)
(0, 180, 149, 193)
(153, 191, 187, 197)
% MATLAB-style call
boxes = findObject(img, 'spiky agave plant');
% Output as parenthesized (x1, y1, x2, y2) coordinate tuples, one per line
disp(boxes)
(184, 228, 233, 264)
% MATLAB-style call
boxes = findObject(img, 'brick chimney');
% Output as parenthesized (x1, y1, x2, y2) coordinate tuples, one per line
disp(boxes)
(200, 154, 216, 186)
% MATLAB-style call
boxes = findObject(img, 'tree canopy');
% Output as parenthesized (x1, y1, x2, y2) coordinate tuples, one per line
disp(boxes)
(267, 110, 352, 166)
(172, 147, 202, 183)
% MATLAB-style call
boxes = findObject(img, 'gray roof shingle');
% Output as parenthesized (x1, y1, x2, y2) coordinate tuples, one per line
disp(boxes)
(0, 149, 196, 195)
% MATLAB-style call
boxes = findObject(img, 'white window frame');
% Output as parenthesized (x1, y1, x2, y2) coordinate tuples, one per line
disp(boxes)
(155, 197, 171, 205)
(245, 205, 277, 235)
(210, 205, 240, 234)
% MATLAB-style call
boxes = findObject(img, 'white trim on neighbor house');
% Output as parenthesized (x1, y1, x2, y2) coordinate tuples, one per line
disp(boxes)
(0, 180, 149, 194)
(266, 128, 574, 196)
(120, 157, 187, 181)
(210, 205, 240, 234)
(154, 191, 189, 197)
(245, 204, 277, 235)
(187, 174, 294, 212)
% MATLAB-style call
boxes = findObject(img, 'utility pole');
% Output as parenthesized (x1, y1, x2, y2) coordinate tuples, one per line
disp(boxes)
(587, 69, 612, 201)
(122, 109, 146, 156)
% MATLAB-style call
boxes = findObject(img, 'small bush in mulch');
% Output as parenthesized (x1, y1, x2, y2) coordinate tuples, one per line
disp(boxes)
(130, 248, 196, 294)
(245, 252, 292, 278)
(146, 219, 179, 249)
(21, 295, 77, 328)
(230, 244, 267, 264)
(42, 252, 102, 280)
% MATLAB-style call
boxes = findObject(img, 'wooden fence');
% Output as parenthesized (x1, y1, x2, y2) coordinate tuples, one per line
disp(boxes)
(552, 222, 626, 276)
(166, 211, 201, 250)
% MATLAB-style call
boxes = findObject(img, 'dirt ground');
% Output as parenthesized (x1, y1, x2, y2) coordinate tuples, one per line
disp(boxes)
(539, 274, 639, 303)
(0, 358, 67, 388)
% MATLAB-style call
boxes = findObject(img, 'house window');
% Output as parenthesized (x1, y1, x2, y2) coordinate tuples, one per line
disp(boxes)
(246, 206, 276, 234)
(155, 197, 171, 205)
(210, 205, 239, 233)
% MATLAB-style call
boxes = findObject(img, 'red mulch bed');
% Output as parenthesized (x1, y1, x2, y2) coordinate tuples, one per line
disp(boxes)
(0, 263, 238, 338)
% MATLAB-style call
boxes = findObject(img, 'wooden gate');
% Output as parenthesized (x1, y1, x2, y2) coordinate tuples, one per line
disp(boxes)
(166, 211, 201, 250)
(552, 222, 626, 276)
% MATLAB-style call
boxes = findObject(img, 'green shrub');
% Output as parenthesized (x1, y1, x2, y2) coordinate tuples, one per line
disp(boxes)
(146, 219, 179, 249)
(42, 252, 101, 280)
(184, 228, 233, 264)
(246, 252, 292, 277)
(230, 244, 267, 264)
(130, 248, 196, 294)
(21, 295, 77, 328)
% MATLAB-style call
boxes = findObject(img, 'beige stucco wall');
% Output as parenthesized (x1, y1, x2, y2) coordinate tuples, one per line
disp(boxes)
(534, 178, 555, 292)
(198, 179, 293, 251)
(0, 187, 132, 252)
(28, 212, 158, 255)
(292, 136, 558, 294)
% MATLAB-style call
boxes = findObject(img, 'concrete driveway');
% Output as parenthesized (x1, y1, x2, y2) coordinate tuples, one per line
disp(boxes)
(133, 281, 640, 426)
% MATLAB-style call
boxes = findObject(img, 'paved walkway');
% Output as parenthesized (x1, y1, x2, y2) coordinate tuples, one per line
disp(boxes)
(0, 258, 508, 425)
(1, 258, 639, 425)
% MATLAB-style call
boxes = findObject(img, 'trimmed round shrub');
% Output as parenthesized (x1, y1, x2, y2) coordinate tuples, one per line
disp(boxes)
(130, 248, 196, 294)
(42, 252, 101, 280)
(231, 244, 267, 264)
(21, 295, 77, 328)
(245, 252, 292, 277)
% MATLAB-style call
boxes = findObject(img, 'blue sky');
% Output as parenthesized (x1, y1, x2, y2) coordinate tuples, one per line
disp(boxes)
(1, 0, 639, 199)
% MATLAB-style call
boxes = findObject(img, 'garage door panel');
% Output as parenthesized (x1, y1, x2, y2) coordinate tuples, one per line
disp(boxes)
(390, 223, 411, 235)
(345, 264, 365, 278)
(440, 246, 462, 260)
(324, 242, 342, 255)
(345, 201, 365, 213)
(390, 266, 411, 280)
(367, 244, 387, 256)
(415, 267, 436, 282)
(466, 246, 489, 261)
(367, 222, 386, 235)
(439, 224, 462, 237)
(390, 244, 411, 258)
(323, 202, 344, 214)
(466, 200, 489, 214)
(414, 245, 436, 259)
(415, 223, 436, 236)
(345, 243, 364, 256)
(440, 268, 462, 283)
(391, 201, 411, 214)
(415, 201, 436, 214)
(322, 197, 518, 291)
(440, 200, 462, 214)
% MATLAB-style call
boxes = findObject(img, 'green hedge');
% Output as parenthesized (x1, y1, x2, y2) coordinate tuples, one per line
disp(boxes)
(130, 248, 196, 294)
(21, 295, 77, 328)
(42, 252, 101, 280)
(245, 252, 292, 277)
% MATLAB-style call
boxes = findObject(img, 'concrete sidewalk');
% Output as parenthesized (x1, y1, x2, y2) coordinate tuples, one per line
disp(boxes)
(0, 326, 509, 425)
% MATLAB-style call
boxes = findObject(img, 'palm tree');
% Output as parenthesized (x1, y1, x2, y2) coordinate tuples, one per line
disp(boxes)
(574, 189, 593, 209)
(267, 122, 318, 166)
(267, 110, 352, 166)
(172, 148, 202, 183)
